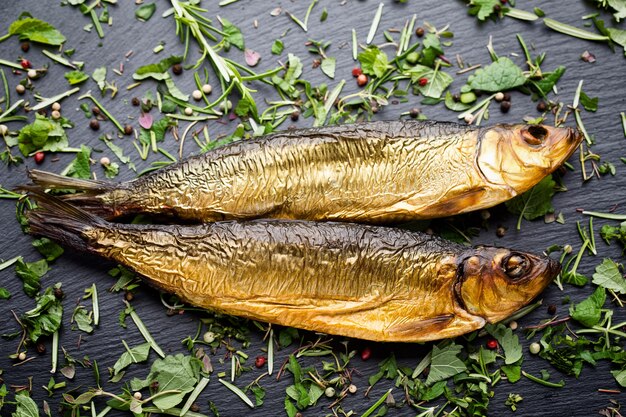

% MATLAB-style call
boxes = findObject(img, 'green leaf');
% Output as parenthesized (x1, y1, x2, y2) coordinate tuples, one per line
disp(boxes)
(15, 258, 49, 297)
(612, 369, 626, 387)
(320, 57, 335, 79)
(221, 18, 244, 51)
(607, 27, 626, 56)
(467, 57, 526, 93)
(606, 0, 626, 22)
(17, 114, 69, 156)
(420, 33, 444, 67)
(284, 397, 298, 417)
(21, 286, 63, 342)
(569, 286, 606, 327)
(271, 39, 284, 55)
(8, 17, 65, 46)
(501, 364, 522, 383)
(531, 66, 565, 97)
(12, 393, 39, 417)
(104, 161, 119, 178)
(358, 46, 389, 78)
(139, 118, 172, 145)
(0, 287, 10, 299)
(251, 385, 265, 406)
(485, 324, 522, 365)
(579, 90, 598, 112)
(134, 56, 183, 80)
(505, 175, 556, 221)
(32, 238, 64, 262)
(67, 145, 92, 179)
(368, 355, 398, 387)
(235, 97, 254, 117)
(113, 342, 151, 375)
(92, 67, 107, 92)
(408, 65, 453, 98)
(444, 91, 471, 111)
(64, 70, 89, 85)
(426, 343, 466, 385)
(592, 258, 626, 294)
(71, 306, 93, 333)
(135, 3, 156, 21)
(468, 0, 501, 20)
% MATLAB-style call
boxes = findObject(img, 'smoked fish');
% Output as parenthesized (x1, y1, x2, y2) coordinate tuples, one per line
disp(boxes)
(28, 120, 581, 223)
(26, 191, 559, 342)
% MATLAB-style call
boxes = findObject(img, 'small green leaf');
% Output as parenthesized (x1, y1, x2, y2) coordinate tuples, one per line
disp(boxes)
(485, 323, 522, 365)
(9, 17, 66, 46)
(426, 343, 466, 385)
(408, 65, 453, 98)
(320, 57, 335, 79)
(592, 258, 626, 294)
(569, 286, 606, 327)
(531, 66, 565, 97)
(467, 57, 526, 92)
(271, 39, 284, 55)
(64, 70, 89, 85)
(608, 27, 626, 56)
(579, 90, 598, 112)
(501, 364, 522, 383)
(505, 175, 556, 228)
(32, 238, 64, 262)
(468, 0, 501, 21)
(221, 18, 244, 51)
(67, 145, 92, 179)
(112, 342, 151, 375)
(15, 258, 49, 297)
(92, 67, 107, 91)
(71, 305, 93, 333)
(0, 287, 10, 299)
(21, 285, 64, 342)
(12, 393, 40, 417)
(135, 3, 157, 21)
(134, 55, 183, 80)
(612, 369, 626, 387)
(358, 46, 389, 78)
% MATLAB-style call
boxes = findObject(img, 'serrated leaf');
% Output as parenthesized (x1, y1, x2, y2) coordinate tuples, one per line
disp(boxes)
(426, 343, 466, 385)
(12, 393, 40, 417)
(592, 258, 626, 294)
(468, 0, 501, 21)
(485, 324, 522, 365)
(17, 114, 69, 156)
(358, 46, 389, 78)
(9, 17, 66, 46)
(569, 286, 606, 327)
(15, 258, 49, 297)
(467, 57, 526, 92)
(408, 65, 453, 98)
(320, 57, 335, 79)
(501, 364, 521, 383)
(505, 175, 556, 221)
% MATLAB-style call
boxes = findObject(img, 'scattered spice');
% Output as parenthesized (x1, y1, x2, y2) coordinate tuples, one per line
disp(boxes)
(500, 100, 511, 113)
(486, 339, 498, 349)
(21, 41, 30, 52)
(537, 101, 547, 112)
(255, 355, 266, 368)
(361, 347, 371, 360)
(172, 63, 183, 75)
(89, 119, 100, 130)
(415, 26, 425, 37)
(409, 107, 420, 118)
(351, 67, 362, 77)
(34, 151, 45, 164)
(16, 84, 25, 94)
(356, 73, 368, 86)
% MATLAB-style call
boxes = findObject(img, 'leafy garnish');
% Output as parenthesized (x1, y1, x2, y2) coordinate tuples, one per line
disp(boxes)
(467, 0, 502, 21)
(271, 39, 284, 55)
(426, 343, 467, 385)
(32, 238, 64, 262)
(17, 114, 69, 156)
(66, 145, 92, 179)
(467, 57, 526, 92)
(15, 258, 49, 297)
(485, 324, 522, 365)
(112, 342, 151, 375)
(64, 70, 89, 85)
(0, 287, 10, 299)
(134, 56, 184, 80)
(358, 46, 389, 78)
(408, 64, 453, 98)
(21, 285, 63, 343)
(71, 305, 93, 333)
(592, 258, 626, 294)
(12, 393, 40, 417)
(570, 286, 606, 327)
(3, 16, 66, 46)
(505, 175, 556, 230)
(136, 3, 157, 22)
(220, 18, 244, 51)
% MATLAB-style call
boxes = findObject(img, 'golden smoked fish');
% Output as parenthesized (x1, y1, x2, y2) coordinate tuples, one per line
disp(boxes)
(26, 192, 558, 342)
(28, 120, 581, 223)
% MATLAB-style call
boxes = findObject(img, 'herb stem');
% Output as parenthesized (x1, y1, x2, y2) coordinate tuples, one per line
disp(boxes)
(0, 255, 21, 270)
(543, 18, 610, 42)
(267, 328, 274, 375)
(78, 93, 125, 133)
(180, 377, 210, 415)
(582, 211, 626, 220)
(521, 371, 565, 388)
(91, 283, 99, 326)
(218, 379, 255, 408)
(124, 301, 165, 358)
(367, 3, 384, 44)
(51, 330, 59, 373)
(361, 388, 392, 417)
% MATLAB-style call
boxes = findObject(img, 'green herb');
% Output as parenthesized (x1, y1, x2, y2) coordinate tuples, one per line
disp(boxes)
(366, 3, 384, 44)
(0, 287, 9, 299)
(71, 305, 93, 333)
(468, 0, 503, 21)
(271, 39, 284, 55)
(320, 57, 336, 79)
(66, 145, 92, 179)
(219, 379, 254, 408)
(408, 63, 453, 98)
(86, 283, 99, 325)
(124, 302, 165, 358)
(21, 285, 63, 343)
(521, 370, 565, 388)
(579, 90, 599, 112)
(543, 17, 610, 42)
(600, 221, 626, 249)
(284, 355, 324, 415)
(92, 67, 107, 92)
(112, 341, 151, 375)
(607, 27, 626, 56)
(135, 56, 183, 79)
(15, 258, 49, 297)
(17, 114, 69, 156)
(136, 3, 157, 21)
(32, 238, 64, 262)
(592, 258, 626, 293)
(287, 0, 317, 32)
(131, 353, 201, 410)
(0, 16, 66, 46)
(505, 175, 556, 230)
(358, 46, 389, 78)
(505, 8, 539, 21)
(78, 93, 124, 133)
(12, 393, 40, 417)
(220, 18, 244, 51)
(181, 377, 210, 414)
(361, 389, 391, 417)
(466, 57, 526, 92)
(369, 354, 398, 387)
(42, 50, 80, 69)
(570, 286, 606, 327)
(426, 342, 467, 385)
(485, 324, 522, 365)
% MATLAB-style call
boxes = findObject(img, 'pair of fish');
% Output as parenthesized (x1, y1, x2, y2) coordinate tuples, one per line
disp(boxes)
(25, 120, 581, 342)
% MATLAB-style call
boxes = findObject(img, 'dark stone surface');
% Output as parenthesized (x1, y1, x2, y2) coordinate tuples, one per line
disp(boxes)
(0, 1, 625, 416)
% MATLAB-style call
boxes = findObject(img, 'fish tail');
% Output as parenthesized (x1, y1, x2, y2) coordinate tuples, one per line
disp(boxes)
(25, 188, 106, 253)
(27, 169, 126, 218)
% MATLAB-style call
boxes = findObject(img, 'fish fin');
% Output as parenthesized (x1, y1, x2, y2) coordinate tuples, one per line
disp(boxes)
(25, 188, 106, 253)
(26, 169, 125, 218)
(387, 314, 455, 338)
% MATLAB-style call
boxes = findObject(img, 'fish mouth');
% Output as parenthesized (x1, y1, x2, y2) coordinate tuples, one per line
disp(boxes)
(545, 126, 583, 167)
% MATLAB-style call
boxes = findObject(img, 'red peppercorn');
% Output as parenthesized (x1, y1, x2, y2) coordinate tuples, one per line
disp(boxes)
(356, 74, 368, 87)
(20, 59, 32, 69)
(361, 347, 371, 361)
(352, 67, 362, 77)
(34, 151, 45, 164)
(255, 356, 266, 368)
(486, 339, 498, 349)
(418, 77, 428, 87)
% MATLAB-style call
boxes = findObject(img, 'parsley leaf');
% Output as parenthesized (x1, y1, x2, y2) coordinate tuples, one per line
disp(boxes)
(467, 57, 526, 93)
(408, 65, 453, 98)
(368, 355, 398, 387)
(92, 67, 107, 92)
(485, 324, 522, 365)
(7, 16, 66, 46)
(32, 238, 64, 262)
(592, 258, 626, 294)
(221, 18, 244, 51)
(570, 286, 606, 327)
(139, 118, 173, 145)
(505, 175, 556, 229)
(468, 0, 502, 21)
(15, 258, 49, 297)
(64, 70, 89, 85)
(358, 46, 389, 78)
(17, 114, 69, 156)
(426, 343, 467, 385)
(21, 285, 63, 342)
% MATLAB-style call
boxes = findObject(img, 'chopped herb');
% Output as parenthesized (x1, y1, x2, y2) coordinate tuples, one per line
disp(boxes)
(505, 175, 556, 230)
(570, 286, 606, 327)
(1, 16, 66, 46)
(135, 3, 157, 22)
(17, 114, 69, 156)
(357, 46, 389, 79)
(468, 0, 503, 21)
(592, 258, 626, 294)
(15, 258, 49, 297)
(466, 57, 526, 93)
(32, 238, 64, 262)
(220, 18, 245, 51)
(64, 70, 89, 85)
(271, 39, 284, 55)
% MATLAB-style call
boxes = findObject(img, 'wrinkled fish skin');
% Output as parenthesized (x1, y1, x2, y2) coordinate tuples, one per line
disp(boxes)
(27, 192, 559, 342)
(29, 120, 582, 222)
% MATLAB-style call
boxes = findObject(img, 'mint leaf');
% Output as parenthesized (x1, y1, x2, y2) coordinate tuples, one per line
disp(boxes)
(606, 0, 626, 21)
(607, 27, 626, 56)
(485, 324, 522, 365)
(135, 3, 156, 21)
(139, 118, 173, 145)
(134, 56, 183, 80)
(468, 0, 501, 21)
(467, 57, 526, 92)
(8, 17, 65, 46)
(408, 65, 453, 98)
(15, 259, 49, 297)
(221, 18, 244, 51)
(64, 70, 89, 85)
(21, 285, 63, 342)
(32, 238, 64, 262)
(320, 57, 335, 79)
(13, 393, 40, 417)
(570, 286, 606, 327)
(501, 364, 522, 383)
(17, 114, 69, 156)
(271, 39, 284, 55)
(592, 258, 626, 294)
(505, 175, 556, 223)
(67, 145, 92, 179)
(426, 343, 466, 385)
(71, 305, 93, 333)
(0, 287, 10, 299)
(358, 46, 389, 78)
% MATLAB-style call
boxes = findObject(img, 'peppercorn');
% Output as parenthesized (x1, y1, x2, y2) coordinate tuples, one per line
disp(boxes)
(16, 84, 25, 95)
(20, 59, 31, 69)
(415, 27, 425, 37)
(537, 101, 547, 112)
(290, 110, 300, 121)
(500, 100, 511, 113)
(27, 69, 37, 79)
(371, 104, 379, 113)
(496, 226, 506, 237)
(529, 342, 541, 355)
(54, 287, 64, 299)
(360, 347, 371, 361)
(418, 77, 428, 87)
(202, 84, 212, 94)
(203, 331, 215, 343)
(172, 63, 183, 75)
(89, 119, 100, 130)
(124, 124, 133, 135)
(100, 157, 110, 167)
(18, 352, 26, 361)
(51, 102, 61, 111)
(324, 387, 336, 397)
(348, 384, 357, 394)
(21, 42, 30, 52)
(190, 404, 200, 413)
(36, 342, 46, 354)
(452, 93, 460, 102)
(131, 97, 140, 106)
(34, 152, 45, 164)
(351, 67, 362, 77)
(255, 355, 266, 368)
(509, 321, 518, 330)
(486, 339, 498, 349)
(125, 291, 134, 301)
(494, 92, 505, 102)
(184, 107, 194, 116)
(192, 90, 203, 101)
(409, 108, 420, 118)
(547, 304, 557, 315)
(502, 92, 511, 101)
(133, 392, 142, 400)
(356, 73, 368, 87)
(51, 110, 61, 120)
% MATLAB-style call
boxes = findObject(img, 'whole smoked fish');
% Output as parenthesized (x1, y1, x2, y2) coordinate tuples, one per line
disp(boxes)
(26, 192, 559, 342)
(29, 120, 581, 223)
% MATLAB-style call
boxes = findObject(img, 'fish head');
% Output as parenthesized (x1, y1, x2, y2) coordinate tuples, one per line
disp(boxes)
(476, 124, 582, 194)
(455, 247, 559, 323)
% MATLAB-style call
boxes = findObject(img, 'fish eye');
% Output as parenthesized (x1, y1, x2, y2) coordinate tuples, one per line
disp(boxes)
(502, 254, 530, 280)
(522, 125, 548, 146)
